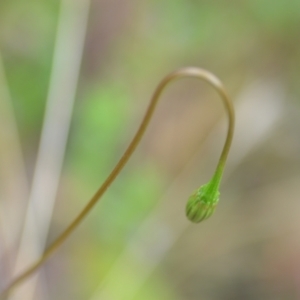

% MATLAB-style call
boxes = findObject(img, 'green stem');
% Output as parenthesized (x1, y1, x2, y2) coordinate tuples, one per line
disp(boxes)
(202, 83, 234, 198)
(0, 67, 234, 298)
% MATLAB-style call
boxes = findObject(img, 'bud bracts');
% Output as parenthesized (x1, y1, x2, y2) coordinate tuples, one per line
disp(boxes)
(185, 183, 220, 223)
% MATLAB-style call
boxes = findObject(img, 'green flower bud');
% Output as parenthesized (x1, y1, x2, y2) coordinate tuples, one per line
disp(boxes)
(185, 183, 220, 223)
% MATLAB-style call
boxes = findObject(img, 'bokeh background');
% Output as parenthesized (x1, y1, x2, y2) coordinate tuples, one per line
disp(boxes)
(0, 0, 300, 299)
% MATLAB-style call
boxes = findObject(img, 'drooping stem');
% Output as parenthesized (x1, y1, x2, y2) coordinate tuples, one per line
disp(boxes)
(0, 67, 234, 298)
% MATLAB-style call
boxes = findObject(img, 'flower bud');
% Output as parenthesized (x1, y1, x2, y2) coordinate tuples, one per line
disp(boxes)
(185, 184, 219, 223)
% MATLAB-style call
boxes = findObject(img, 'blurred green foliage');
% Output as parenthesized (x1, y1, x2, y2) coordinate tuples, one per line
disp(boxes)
(1, 0, 300, 299)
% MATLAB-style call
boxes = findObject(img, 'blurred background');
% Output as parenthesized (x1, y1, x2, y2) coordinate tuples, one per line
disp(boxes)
(0, 0, 300, 299)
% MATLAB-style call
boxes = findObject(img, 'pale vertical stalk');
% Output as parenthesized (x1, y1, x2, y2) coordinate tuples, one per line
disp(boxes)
(89, 80, 284, 300)
(0, 54, 29, 286)
(9, 0, 90, 299)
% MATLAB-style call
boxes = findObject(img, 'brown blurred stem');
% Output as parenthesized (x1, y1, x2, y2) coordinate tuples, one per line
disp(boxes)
(0, 67, 234, 298)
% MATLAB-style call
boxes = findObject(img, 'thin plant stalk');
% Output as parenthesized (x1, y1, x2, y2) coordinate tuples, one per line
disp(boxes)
(0, 67, 234, 298)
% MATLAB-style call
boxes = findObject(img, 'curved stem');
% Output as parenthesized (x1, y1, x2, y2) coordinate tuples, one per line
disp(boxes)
(0, 67, 234, 298)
